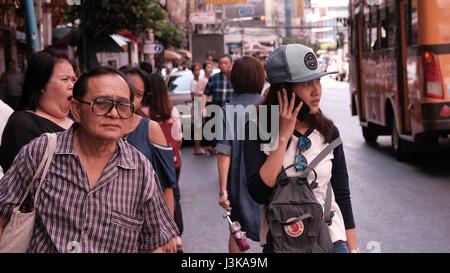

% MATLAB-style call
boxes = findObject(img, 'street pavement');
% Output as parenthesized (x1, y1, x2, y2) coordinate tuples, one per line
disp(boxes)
(178, 76, 450, 253)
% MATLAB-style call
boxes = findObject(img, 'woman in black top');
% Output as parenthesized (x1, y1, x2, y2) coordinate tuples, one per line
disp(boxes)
(0, 47, 76, 172)
(215, 56, 265, 252)
(244, 44, 358, 253)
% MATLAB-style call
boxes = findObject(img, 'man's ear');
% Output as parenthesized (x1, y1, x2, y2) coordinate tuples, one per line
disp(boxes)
(70, 99, 81, 123)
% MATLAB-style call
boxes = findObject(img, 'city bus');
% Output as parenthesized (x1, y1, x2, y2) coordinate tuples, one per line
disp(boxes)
(348, 0, 450, 160)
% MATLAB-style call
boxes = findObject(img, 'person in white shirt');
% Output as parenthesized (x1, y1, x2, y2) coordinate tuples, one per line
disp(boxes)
(190, 63, 206, 155)
(0, 99, 14, 178)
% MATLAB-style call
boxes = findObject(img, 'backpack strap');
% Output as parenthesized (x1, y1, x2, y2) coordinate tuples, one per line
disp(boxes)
(302, 137, 342, 176)
(324, 181, 334, 226)
(306, 137, 342, 226)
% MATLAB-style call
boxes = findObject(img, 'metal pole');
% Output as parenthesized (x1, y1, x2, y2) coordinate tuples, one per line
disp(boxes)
(189, 25, 193, 53)
(43, 0, 52, 47)
(187, 0, 192, 53)
(81, 0, 88, 71)
(285, 0, 292, 38)
(23, 0, 40, 53)
(275, 0, 280, 46)
(222, 4, 226, 54)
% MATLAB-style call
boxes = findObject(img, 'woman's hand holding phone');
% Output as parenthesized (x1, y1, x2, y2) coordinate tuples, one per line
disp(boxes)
(277, 89, 303, 143)
(285, 88, 311, 121)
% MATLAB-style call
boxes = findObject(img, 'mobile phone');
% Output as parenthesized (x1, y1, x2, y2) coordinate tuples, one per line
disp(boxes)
(286, 88, 311, 121)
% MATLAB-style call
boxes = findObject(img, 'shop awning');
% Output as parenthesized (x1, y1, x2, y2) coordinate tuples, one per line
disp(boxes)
(110, 34, 131, 49)
(164, 49, 182, 61)
(51, 27, 129, 53)
(205, 0, 247, 4)
(117, 29, 140, 43)
(176, 49, 192, 59)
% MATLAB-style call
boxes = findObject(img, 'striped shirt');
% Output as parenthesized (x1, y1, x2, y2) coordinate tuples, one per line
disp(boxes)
(0, 125, 179, 253)
(203, 72, 234, 106)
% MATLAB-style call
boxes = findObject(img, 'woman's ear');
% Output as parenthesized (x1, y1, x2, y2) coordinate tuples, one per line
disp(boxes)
(70, 99, 81, 123)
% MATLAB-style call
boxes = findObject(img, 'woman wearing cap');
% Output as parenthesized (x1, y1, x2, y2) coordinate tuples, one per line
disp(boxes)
(244, 44, 358, 253)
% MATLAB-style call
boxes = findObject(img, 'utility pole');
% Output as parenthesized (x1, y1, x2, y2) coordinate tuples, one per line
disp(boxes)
(275, 1, 280, 46)
(23, 0, 40, 54)
(285, 0, 292, 38)
(42, 0, 52, 47)
(222, 4, 226, 54)
(81, 0, 88, 71)
(187, 0, 193, 52)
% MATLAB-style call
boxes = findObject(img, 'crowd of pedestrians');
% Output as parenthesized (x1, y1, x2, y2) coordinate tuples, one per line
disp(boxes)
(0, 43, 358, 253)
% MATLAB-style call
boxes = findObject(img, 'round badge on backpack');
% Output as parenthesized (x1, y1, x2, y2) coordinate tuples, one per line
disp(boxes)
(304, 52, 318, 71)
(284, 217, 304, 237)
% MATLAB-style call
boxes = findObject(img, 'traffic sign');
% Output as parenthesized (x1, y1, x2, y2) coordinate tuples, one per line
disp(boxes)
(143, 43, 164, 54)
(238, 9, 254, 16)
(190, 12, 216, 25)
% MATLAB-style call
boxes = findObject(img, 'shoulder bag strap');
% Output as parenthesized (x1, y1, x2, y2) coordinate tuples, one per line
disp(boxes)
(17, 133, 57, 206)
(33, 133, 57, 207)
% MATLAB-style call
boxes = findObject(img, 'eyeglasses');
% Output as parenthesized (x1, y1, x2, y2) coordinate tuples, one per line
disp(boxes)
(294, 135, 311, 172)
(77, 97, 135, 119)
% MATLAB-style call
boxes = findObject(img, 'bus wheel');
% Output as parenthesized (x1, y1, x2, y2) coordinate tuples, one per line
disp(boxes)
(362, 125, 378, 143)
(391, 117, 408, 161)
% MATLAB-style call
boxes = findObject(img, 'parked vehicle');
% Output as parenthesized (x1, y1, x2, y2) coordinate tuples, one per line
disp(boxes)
(327, 55, 347, 81)
(167, 69, 220, 127)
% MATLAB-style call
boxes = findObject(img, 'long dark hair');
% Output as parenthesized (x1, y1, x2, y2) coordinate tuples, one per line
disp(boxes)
(264, 82, 334, 143)
(146, 74, 173, 121)
(17, 47, 72, 111)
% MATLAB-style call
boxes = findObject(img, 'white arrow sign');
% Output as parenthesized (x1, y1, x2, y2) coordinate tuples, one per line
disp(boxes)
(144, 43, 164, 54)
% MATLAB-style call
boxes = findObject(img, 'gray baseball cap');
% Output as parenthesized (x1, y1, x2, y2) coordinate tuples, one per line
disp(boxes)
(265, 44, 337, 84)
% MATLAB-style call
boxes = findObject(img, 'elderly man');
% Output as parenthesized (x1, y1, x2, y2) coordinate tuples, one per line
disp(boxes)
(0, 67, 178, 253)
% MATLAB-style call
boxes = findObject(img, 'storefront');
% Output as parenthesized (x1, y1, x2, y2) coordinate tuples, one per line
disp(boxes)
(0, 0, 27, 74)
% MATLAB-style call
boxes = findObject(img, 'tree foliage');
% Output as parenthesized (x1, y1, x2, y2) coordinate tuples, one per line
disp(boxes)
(65, 0, 183, 47)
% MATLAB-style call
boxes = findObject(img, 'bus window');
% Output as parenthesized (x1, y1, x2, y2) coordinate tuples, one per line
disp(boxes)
(364, 13, 371, 52)
(351, 16, 356, 53)
(370, 5, 380, 50)
(385, 1, 396, 48)
(407, 0, 418, 46)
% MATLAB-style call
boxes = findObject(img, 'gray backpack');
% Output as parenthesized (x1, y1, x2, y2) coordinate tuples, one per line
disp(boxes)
(267, 137, 342, 253)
